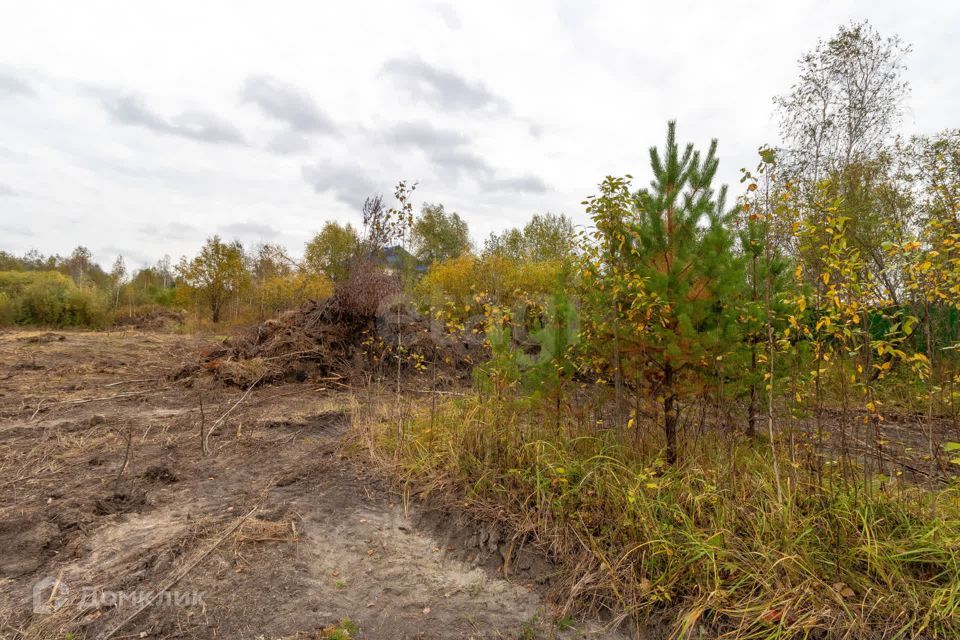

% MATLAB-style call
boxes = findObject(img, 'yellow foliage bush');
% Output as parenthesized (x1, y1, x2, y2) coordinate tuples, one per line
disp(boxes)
(255, 273, 333, 318)
(416, 255, 566, 322)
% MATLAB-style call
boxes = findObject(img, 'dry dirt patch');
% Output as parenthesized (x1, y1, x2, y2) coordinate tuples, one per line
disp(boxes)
(0, 330, 623, 640)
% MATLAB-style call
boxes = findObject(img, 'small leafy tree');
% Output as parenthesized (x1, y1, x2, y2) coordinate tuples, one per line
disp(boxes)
(483, 227, 526, 261)
(109, 255, 127, 309)
(156, 254, 174, 289)
(484, 213, 578, 263)
(581, 175, 635, 428)
(908, 129, 960, 228)
(520, 213, 578, 262)
(737, 210, 788, 436)
(177, 236, 249, 323)
(737, 148, 793, 442)
(475, 277, 578, 441)
(526, 279, 579, 431)
(411, 203, 470, 264)
(304, 222, 359, 282)
(251, 243, 294, 282)
(64, 246, 94, 284)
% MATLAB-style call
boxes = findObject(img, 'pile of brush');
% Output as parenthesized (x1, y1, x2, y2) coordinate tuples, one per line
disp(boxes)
(181, 264, 484, 388)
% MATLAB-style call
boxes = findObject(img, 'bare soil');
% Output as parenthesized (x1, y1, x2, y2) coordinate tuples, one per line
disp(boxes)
(0, 330, 624, 640)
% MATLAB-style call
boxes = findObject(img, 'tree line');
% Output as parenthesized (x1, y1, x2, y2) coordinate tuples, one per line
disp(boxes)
(0, 203, 578, 327)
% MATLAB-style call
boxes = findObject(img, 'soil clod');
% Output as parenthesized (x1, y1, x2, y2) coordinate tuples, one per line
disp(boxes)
(92, 491, 147, 516)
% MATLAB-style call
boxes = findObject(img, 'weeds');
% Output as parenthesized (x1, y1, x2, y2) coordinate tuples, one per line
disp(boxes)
(323, 618, 358, 639)
(366, 394, 960, 638)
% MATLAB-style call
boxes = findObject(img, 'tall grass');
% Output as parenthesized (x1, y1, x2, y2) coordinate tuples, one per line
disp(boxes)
(364, 393, 960, 639)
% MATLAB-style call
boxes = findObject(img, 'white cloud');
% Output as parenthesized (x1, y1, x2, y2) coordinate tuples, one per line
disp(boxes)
(301, 162, 383, 208)
(0, 0, 957, 271)
(381, 56, 508, 114)
(100, 92, 246, 145)
(0, 67, 34, 97)
(241, 75, 336, 134)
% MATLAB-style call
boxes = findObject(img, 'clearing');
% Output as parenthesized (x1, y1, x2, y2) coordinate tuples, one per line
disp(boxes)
(0, 330, 624, 640)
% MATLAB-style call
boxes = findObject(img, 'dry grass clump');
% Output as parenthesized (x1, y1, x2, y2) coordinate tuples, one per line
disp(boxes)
(234, 516, 299, 546)
(208, 357, 275, 387)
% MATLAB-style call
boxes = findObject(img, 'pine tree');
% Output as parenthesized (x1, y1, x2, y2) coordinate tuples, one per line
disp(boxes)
(632, 122, 743, 464)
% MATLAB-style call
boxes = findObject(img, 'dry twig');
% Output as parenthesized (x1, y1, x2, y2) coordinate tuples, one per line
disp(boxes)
(203, 376, 263, 456)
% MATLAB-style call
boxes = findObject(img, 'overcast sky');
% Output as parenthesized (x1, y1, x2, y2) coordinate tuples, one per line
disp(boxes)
(1, 1, 957, 270)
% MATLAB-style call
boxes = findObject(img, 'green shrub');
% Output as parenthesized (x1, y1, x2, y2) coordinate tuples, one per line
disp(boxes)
(0, 291, 14, 325)
(0, 270, 110, 327)
(62, 285, 110, 326)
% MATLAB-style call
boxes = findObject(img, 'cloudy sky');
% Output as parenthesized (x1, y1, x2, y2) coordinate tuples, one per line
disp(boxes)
(1, 1, 957, 270)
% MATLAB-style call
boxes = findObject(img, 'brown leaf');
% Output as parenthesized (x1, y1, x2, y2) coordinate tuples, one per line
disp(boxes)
(759, 609, 782, 623)
(832, 582, 855, 598)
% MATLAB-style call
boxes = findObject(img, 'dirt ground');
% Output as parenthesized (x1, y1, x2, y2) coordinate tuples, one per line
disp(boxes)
(0, 330, 626, 640)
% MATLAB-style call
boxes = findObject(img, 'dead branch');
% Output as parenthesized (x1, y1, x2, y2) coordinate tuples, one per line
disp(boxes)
(198, 392, 207, 456)
(103, 378, 158, 388)
(203, 376, 263, 456)
(113, 426, 134, 490)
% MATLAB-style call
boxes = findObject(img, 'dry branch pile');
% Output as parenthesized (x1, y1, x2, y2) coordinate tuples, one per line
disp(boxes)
(181, 266, 485, 387)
